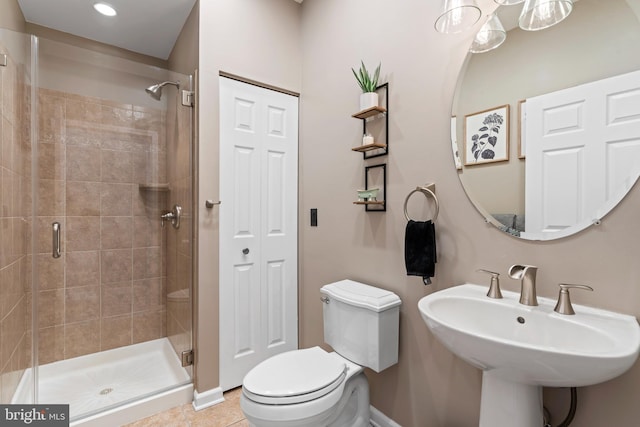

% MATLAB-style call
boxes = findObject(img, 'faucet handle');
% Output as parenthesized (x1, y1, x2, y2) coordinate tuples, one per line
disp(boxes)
(477, 269, 503, 299)
(554, 283, 594, 315)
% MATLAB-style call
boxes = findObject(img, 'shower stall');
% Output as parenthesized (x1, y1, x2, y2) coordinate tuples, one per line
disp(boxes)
(0, 28, 194, 424)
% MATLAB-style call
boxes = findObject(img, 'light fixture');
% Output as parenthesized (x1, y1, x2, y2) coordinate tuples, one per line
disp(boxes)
(93, 2, 117, 17)
(469, 14, 506, 53)
(494, 0, 525, 5)
(435, 0, 482, 34)
(519, 0, 573, 31)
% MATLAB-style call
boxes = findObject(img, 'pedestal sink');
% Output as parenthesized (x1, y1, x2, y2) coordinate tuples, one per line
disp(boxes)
(418, 284, 640, 427)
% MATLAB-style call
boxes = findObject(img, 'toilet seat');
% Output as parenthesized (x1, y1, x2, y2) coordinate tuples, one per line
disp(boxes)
(242, 347, 347, 405)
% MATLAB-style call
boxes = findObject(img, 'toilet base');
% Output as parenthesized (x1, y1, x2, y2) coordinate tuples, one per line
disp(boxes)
(241, 372, 370, 427)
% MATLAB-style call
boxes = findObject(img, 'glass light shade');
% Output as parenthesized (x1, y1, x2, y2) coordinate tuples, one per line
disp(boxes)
(469, 15, 507, 53)
(494, 0, 525, 5)
(435, 0, 482, 34)
(519, 0, 573, 31)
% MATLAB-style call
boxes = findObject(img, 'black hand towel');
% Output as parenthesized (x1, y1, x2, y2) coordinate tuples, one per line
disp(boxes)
(404, 220, 437, 285)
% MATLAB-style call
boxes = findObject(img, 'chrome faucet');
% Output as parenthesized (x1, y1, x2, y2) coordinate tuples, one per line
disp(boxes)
(508, 264, 538, 306)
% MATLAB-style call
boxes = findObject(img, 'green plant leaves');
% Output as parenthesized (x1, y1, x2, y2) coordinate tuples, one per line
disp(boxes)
(351, 61, 381, 93)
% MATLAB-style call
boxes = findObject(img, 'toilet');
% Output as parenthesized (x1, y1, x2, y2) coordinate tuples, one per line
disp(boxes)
(240, 279, 401, 427)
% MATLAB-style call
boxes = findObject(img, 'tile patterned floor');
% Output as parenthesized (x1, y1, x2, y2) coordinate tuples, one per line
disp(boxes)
(124, 387, 249, 427)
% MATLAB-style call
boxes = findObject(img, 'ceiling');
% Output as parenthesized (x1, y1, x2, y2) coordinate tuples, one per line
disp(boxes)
(17, 0, 198, 60)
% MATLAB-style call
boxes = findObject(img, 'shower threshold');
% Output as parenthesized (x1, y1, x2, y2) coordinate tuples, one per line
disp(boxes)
(12, 338, 193, 426)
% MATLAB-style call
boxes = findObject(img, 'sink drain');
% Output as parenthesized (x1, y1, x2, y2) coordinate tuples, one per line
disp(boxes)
(99, 388, 113, 395)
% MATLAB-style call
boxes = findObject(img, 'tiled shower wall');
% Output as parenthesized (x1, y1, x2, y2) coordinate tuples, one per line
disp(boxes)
(0, 39, 30, 403)
(35, 87, 168, 364)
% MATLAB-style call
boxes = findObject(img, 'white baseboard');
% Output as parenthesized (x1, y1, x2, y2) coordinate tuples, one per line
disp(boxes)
(370, 405, 402, 427)
(192, 387, 224, 411)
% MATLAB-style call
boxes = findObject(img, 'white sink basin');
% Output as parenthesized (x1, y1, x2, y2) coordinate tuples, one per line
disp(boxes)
(418, 284, 640, 427)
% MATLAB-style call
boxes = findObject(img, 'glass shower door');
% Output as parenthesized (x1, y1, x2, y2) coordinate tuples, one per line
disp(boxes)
(0, 28, 36, 407)
(29, 36, 194, 421)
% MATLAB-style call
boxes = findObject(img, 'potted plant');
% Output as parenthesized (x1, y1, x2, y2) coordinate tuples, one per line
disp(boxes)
(352, 61, 381, 110)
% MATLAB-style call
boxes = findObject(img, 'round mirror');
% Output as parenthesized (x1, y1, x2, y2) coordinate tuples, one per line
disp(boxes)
(452, 0, 640, 240)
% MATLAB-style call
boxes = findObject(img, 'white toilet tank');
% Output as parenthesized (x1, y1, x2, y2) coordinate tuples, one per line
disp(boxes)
(320, 279, 401, 373)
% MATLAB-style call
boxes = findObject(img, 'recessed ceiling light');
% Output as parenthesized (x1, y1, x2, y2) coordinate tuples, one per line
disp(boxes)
(93, 2, 117, 17)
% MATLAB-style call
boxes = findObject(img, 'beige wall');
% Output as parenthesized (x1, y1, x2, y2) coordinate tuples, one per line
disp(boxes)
(27, 24, 167, 70)
(0, 0, 25, 33)
(197, 0, 302, 393)
(168, 1, 199, 75)
(299, 0, 640, 426)
(456, 0, 640, 217)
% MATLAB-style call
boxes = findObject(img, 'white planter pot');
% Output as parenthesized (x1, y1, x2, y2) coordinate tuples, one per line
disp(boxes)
(360, 92, 379, 110)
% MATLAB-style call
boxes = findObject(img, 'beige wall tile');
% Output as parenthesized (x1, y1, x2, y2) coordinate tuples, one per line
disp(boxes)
(1, 117, 9, 169)
(37, 289, 64, 328)
(0, 218, 11, 268)
(101, 282, 132, 317)
(101, 216, 133, 250)
(66, 181, 101, 216)
(101, 105, 133, 128)
(132, 309, 164, 344)
(66, 145, 101, 182)
(36, 253, 64, 290)
(38, 142, 65, 180)
(133, 278, 163, 312)
(66, 216, 100, 252)
(0, 298, 26, 367)
(37, 179, 65, 217)
(66, 98, 102, 124)
(38, 325, 64, 365)
(65, 286, 100, 323)
(38, 92, 65, 144)
(1, 168, 11, 217)
(101, 315, 132, 351)
(101, 149, 133, 183)
(101, 249, 132, 284)
(11, 217, 26, 259)
(65, 251, 100, 288)
(65, 319, 100, 359)
(101, 183, 132, 216)
(66, 124, 102, 149)
(133, 247, 161, 280)
(133, 215, 161, 248)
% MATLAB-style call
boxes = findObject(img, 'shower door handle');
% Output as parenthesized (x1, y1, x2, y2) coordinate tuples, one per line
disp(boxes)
(52, 222, 61, 259)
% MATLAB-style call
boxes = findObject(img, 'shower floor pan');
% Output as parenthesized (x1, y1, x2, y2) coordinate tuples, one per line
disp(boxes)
(13, 338, 193, 426)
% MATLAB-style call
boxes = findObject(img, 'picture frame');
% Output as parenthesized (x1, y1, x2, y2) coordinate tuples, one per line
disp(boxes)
(518, 99, 526, 159)
(464, 104, 510, 165)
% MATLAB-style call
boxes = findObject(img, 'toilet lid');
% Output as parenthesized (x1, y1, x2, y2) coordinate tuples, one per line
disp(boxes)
(243, 347, 347, 405)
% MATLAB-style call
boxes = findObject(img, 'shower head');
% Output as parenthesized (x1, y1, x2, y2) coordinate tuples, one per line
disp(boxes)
(145, 81, 180, 100)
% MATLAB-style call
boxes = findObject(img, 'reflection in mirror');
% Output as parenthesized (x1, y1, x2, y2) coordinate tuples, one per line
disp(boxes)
(452, 0, 640, 240)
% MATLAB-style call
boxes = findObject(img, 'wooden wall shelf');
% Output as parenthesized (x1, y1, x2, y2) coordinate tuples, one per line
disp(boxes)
(351, 143, 387, 153)
(352, 106, 387, 119)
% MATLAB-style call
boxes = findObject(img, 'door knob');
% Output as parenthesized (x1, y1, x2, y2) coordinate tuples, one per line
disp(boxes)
(242, 248, 250, 255)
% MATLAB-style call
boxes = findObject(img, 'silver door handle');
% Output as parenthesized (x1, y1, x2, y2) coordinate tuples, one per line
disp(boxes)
(161, 204, 182, 229)
(52, 222, 61, 259)
(242, 248, 250, 255)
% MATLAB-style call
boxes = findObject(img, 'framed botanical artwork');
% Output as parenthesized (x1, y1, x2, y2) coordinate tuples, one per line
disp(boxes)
(463, 104, 510, 165)
(518, 99, 526, 159)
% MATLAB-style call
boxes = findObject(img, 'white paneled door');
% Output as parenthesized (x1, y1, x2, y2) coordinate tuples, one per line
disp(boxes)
(219, 77, 298, 391)
(524, 70, 640, 238)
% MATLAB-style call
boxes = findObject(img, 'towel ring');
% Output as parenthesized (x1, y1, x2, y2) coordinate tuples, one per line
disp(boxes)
(404, 186, 439, 222)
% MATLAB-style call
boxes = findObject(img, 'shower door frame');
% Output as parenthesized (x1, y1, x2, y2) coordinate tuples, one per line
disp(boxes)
(25, 33, 195, 421)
